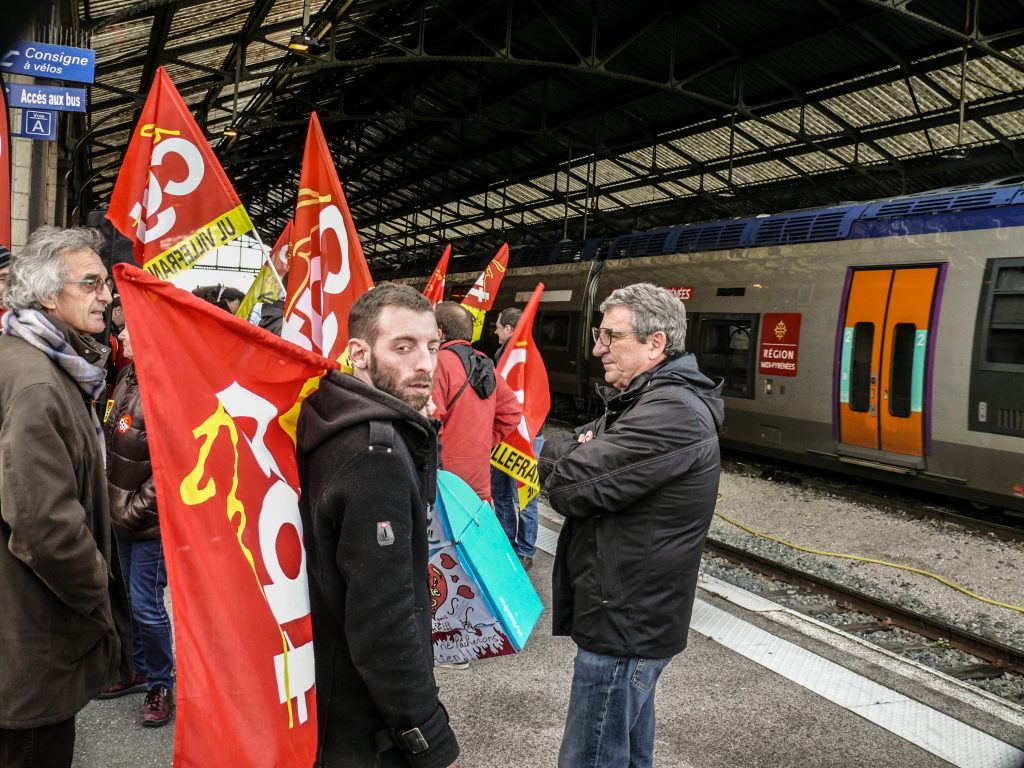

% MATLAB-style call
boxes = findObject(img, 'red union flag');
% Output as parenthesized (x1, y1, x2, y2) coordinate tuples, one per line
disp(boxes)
(283, 112, 374, 361)
(114, 263, 335, 768)
(423, 244, 451, 307)
(490, 283, 551, 507)
(107, 66, 253, 280)
(460, 243, 509, 343)
(270, 219, 294, 276)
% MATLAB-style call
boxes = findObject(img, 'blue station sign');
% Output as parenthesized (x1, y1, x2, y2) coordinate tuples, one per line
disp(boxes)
(1, 41, 96, 84)
(15, 110, 57, 141)
(4, 82, 86, 113)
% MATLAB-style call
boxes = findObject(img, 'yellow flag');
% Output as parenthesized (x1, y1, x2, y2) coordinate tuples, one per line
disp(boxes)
(236, 261, 283, 321)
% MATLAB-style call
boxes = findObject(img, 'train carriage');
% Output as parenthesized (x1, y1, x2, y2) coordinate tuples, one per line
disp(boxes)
(379, 177, 1024, 513)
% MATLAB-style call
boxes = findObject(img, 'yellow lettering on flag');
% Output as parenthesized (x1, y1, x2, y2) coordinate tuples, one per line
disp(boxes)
(490, 441, 541, 508)
(178, 402, 301, 728)
(142, 204, 254, 280)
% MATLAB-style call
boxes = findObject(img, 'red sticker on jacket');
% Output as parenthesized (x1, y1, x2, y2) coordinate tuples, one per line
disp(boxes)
(117, 414, 133, 433)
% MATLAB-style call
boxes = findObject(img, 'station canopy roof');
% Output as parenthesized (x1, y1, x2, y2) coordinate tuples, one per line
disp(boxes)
(74, 0, 1024, 268)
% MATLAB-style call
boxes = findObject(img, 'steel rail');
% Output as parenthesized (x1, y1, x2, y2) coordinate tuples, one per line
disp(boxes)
(703, 537, 1024, 675)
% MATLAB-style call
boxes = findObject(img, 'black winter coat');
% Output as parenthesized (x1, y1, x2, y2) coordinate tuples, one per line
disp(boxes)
(105, 364, 160, 540)
(540, 353, 724, 659)
(297, 370, 459, 768)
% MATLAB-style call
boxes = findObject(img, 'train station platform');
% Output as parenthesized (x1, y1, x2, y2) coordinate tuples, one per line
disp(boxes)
(71, 508, 1024, 768)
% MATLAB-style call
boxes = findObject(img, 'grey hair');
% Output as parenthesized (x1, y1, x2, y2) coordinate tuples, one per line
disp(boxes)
(599, 282, 688, 357)
(2, 226, 103, 311)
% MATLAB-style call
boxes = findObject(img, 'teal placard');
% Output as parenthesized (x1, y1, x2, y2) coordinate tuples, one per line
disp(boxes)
(911, 329, 927, 413)
(839, 327, 853, 404)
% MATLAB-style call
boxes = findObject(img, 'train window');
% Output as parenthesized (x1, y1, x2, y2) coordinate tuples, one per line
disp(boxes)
(693, 314, 757, 399)
(849, 322, 874, 413)
(888, 323, 916, 418)
(986, 266, 1024, 365)
(536, 312, 571, 350)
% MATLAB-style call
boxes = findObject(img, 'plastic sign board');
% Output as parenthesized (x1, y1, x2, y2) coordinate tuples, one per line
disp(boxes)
(15, 109, 56, 140)
(4, 82, 86, 112)
(1, 41, 96, 84)
(758, 312, 802, 377)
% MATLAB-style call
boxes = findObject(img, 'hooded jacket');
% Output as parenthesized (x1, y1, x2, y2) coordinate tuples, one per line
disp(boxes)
(0, 329, 133, 728)
(539, 352, 725, 659)
(105, 364, 160, 540)
(297, 370, 459, 768)
(431, 339, 520, 502)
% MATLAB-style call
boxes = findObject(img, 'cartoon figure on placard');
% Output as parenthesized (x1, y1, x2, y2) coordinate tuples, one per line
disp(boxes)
(426, 511, 513, 664)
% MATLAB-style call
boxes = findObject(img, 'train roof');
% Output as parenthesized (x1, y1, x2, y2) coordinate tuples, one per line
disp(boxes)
(374, 176, 1024, 280)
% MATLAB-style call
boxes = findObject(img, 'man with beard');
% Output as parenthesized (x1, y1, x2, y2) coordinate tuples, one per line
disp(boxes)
(297, 283, 460, 768)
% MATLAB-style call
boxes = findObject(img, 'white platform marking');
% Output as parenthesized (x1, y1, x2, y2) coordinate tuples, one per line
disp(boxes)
(536, 523, 1024, 768)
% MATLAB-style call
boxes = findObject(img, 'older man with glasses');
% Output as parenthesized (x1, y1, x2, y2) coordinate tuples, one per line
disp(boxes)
(0, 226, 132, 768)
(540, 282, 725, 768)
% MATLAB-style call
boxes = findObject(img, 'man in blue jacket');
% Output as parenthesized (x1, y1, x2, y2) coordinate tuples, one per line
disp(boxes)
(539, 282, 724, 768)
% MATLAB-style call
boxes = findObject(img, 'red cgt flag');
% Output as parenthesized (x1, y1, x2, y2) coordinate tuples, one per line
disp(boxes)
(423, 244, 451, 307)
(490, 283, 551, 507)
(460, 243, 509, 342)
(115, 263, 336, 768)
(283, 112, 373, 361)
(107, 66, 253, 280)
(270, 219, 294, 277)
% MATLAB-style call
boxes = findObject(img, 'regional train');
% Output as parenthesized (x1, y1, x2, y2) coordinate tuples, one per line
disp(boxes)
(377, 177, 1024, 514)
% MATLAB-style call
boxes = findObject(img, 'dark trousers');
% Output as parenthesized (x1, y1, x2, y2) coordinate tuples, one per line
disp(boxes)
(0, 717, 76, 768)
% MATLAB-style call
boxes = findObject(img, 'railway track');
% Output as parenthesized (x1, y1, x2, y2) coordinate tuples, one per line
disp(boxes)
(721, 453, 1024, 545)
(703, 538, 1024, 700)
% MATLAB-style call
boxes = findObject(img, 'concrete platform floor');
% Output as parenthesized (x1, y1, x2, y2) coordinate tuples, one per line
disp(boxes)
(71, 515, 1024, 767)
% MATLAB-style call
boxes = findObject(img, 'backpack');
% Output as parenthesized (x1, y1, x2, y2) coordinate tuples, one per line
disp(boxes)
(443, 343, 497, 410)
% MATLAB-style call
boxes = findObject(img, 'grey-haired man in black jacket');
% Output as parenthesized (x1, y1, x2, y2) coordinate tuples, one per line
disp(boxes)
(540, 282, 724, 768)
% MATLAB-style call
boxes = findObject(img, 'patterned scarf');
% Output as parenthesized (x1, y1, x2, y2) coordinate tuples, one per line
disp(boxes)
(2, 308, 107, 450)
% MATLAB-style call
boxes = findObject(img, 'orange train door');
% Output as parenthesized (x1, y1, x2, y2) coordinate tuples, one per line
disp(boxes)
(838, 266, 940, 457)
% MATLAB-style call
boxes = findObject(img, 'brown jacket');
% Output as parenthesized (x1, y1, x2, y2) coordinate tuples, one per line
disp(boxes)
(0, 329, 132, 728)
(105, 364, 160, 540)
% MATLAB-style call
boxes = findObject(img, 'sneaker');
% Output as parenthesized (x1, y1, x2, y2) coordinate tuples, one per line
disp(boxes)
(97, 674, 147, 700)
(141, 686, 173, 727)
(518, 555, 533, 572)
(437, 662, 470, 670)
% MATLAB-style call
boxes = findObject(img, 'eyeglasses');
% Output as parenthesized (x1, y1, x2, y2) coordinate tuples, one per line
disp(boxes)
(67, 276, 113, 294)
(591, 326, 636, 346)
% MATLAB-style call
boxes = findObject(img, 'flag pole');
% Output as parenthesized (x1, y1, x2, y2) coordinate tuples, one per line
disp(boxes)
(248, 226, 286, 293)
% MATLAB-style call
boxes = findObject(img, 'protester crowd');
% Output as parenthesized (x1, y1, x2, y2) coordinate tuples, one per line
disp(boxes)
(0, 225, 723, 768)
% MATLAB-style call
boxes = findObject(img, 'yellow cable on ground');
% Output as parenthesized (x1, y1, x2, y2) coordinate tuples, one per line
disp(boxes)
(712, 508, 1024, 616)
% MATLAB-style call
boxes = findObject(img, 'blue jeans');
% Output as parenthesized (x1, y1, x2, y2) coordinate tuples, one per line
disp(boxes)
(117, 537, 175, 690)
(559, 648, 672, 768)
(491, 433, 544, 557)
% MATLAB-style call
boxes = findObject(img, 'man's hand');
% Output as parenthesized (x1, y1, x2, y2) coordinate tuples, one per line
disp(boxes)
(577, 430, 594, 443)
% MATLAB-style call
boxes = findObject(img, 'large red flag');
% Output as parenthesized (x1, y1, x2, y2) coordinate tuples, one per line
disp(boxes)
(115, 263, 335, 768)
(283, 112, 373, 360)
(490, 283, 551, 507)
(460, 243, 510, 342)
(107, 67, 253, 280)
(422, 244, 451, 307)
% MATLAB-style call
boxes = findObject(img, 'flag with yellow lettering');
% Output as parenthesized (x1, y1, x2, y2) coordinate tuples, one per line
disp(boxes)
(283, 112, 374, 361)
(460, 243, 509, 343)
(114, 263, 335, 768)
(490, 283, 550, 508)
(422, 244, 451, 307)
(106, 66, 253, 280)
